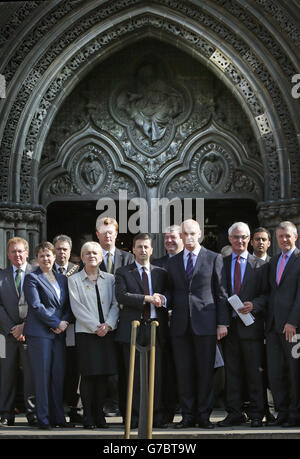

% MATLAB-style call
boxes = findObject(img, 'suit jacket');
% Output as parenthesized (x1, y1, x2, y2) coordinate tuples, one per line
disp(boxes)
(223, 253, 268, 340)
(266, 248, 300, 333)
(53, 262, 79, 277)
(168, 247, 228, 337)
(0, 263, 34, 336)
(152, 255, 169, 270)
(100, 248, 135, 274)
(115, 262, 168, 344)
(23, 267, 72, 339)
(68, 269, 119, 333)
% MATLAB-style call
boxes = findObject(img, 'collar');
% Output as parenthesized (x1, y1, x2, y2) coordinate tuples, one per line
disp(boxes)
(281, 247, 296, 258)
(55, 262, 68, 271)
(135, 261, 151, 272)
(232, 250, 248, 260)
(184, 245, 201, 258)
(253, 253, 267, 261)
(102, 247, 116, 257)
(12, 262, 27, 273)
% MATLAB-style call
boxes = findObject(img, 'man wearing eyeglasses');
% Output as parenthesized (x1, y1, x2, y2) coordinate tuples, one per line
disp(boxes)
(0, 237, 36, 426)
(218, 222, 268, 428)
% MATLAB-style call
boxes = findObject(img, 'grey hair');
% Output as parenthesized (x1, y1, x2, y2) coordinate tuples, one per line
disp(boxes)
(228, 222, 250, 236)
(164, 225, 181, 234)
(53, 234, 72, 250)
(276, 221, 298, 236)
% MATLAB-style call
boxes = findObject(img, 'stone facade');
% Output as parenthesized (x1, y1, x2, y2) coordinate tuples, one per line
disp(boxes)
(0, 0, 299, 266)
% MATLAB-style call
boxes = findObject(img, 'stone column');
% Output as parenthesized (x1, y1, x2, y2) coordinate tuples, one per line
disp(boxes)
(0, 203, 46, 268)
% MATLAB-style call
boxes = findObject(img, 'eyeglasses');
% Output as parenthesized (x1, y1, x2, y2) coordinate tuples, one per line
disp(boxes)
(230, 235, 249, 240)
(10, 249, 27, 254)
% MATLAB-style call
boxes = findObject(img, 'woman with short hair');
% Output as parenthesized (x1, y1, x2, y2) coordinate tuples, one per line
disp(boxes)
(68, 241, 119, 429)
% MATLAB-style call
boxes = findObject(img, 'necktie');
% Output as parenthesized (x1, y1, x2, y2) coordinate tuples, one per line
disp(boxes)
(186, 252, 194, 283)
(106, 252, 113, 274)
(142, 267, 150, 321)
(234, 256, 241, 295)
(15, 268, 22, 295)
(58, 267, 64, 274)
(277, 253, 287, 285)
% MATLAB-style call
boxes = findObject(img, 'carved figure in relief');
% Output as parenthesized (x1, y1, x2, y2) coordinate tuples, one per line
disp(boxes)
(81, 153, 103, 186)
(117, 63, 183, 143)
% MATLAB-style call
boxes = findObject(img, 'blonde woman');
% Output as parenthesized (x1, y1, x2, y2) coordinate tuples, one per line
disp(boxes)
(68, 241, 119, 429)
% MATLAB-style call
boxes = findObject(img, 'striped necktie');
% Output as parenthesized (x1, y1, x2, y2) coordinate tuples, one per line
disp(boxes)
(15, 268, 22, 295)
(186, 252, 194, 283)
(106, 252, 113, 274)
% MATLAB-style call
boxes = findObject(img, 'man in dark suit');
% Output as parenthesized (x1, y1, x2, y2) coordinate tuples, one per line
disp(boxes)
(0, 237, 36, 426)
(251, 227, 271, 262)
(53, 234, 80, 424)
(168, 219, 228, 429)
(218, 222, 268, 428)
(96, 217, 135, 418)
(115, 233, 168, 428)
(152, 225, 183, 424)
(266, 221, 300, 427)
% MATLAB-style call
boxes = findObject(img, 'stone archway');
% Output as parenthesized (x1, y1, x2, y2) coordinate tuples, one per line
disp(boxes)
(0, 0, 299, 265)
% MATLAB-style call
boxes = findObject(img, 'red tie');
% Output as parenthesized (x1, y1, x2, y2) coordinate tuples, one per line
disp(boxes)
(142, 267, 150, 321)
(234, 255, 241, 295)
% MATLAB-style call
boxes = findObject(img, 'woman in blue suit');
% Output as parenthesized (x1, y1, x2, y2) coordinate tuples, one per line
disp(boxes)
(23, 241, 72, 429)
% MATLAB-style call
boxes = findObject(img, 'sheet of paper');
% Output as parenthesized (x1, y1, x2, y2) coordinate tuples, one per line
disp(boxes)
(228, 294, 255, 326)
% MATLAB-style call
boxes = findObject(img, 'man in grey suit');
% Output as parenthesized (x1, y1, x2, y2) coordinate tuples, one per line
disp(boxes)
(266, 221, 300, 427)
(218, 222, 268, 428)
(167, 219, 228, 429)
(96, 216, 135, 418)
(0, 237, 36, 426)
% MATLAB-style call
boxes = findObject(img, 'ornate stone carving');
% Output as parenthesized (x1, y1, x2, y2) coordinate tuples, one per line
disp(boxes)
(109, 59, 192, 157)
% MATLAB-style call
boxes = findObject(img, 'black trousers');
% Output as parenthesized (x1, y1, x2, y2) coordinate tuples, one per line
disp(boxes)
(266, 328, 300, 420)
(222, 319, 265, 420)
(0, 334, 35, 419)
(80, 375, 108, 426)
(172, 331, 216, 422)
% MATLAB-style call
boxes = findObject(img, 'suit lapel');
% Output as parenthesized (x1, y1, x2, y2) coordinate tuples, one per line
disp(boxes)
(130, 263, 145, 294)
(37, 269, 60, 306)
(224, 256, 233, 295)
(279, 249, 299, 284)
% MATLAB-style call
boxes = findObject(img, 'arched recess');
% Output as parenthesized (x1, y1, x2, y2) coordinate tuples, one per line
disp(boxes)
(1, 1, 298, 206)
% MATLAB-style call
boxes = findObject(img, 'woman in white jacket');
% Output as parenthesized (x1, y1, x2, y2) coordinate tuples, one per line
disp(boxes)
(68, 241, 119, 429)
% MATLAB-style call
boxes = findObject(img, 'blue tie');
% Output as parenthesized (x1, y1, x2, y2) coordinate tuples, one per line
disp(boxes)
(186, 252, 194, 283)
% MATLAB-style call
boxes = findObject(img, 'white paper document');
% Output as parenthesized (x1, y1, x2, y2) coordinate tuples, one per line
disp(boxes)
(228, 294, 255, 326)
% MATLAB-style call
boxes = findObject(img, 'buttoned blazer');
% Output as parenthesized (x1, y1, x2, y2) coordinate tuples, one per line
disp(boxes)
(68, 269, 119, 333)
(23, 267, 72, 338)
(0, 263, 33, 336)
(223, 253, 268, 340)
(167, 247, 228, 337)
(266, 248, 300, 333)
(115, 262, 168, 344)
(100, 248, 135, 274)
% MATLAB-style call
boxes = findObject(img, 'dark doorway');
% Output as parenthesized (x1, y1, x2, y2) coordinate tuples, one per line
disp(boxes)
(47, 201, 135, 258)
(47, 198, 258, 258)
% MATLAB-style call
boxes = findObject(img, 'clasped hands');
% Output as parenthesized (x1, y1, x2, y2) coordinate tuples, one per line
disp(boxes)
(51, 320, 69, 334)
(96, 322, 112, 337)
(145, 293, 165, 308)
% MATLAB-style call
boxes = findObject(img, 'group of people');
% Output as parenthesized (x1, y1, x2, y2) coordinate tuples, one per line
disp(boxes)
(0, 216, 300, 430)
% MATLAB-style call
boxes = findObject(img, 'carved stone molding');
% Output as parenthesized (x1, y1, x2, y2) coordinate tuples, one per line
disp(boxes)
(166, 140, 262, 199)
(0, 202, 46, 223)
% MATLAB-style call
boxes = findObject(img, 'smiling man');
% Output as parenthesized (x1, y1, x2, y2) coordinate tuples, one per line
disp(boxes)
(266, 221, 300, 427)
(0, 237, 36, 426)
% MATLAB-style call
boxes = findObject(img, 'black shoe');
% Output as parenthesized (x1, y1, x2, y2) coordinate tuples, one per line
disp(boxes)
(0, 417, 15, 426)
(69, 411, 84, 424)
(198, 420, 214, 429)
(217, 415, 247, 427)
(265, 416, 288, 426)
(175, 419, 195, 429)
(52, 422, 72, 428)
(281, 419, 300, 428)
(38, 424, 52, 430)
(96, 422, 109, 429)
(27, 417, 38, 427)
(251, 419, 263, 428)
